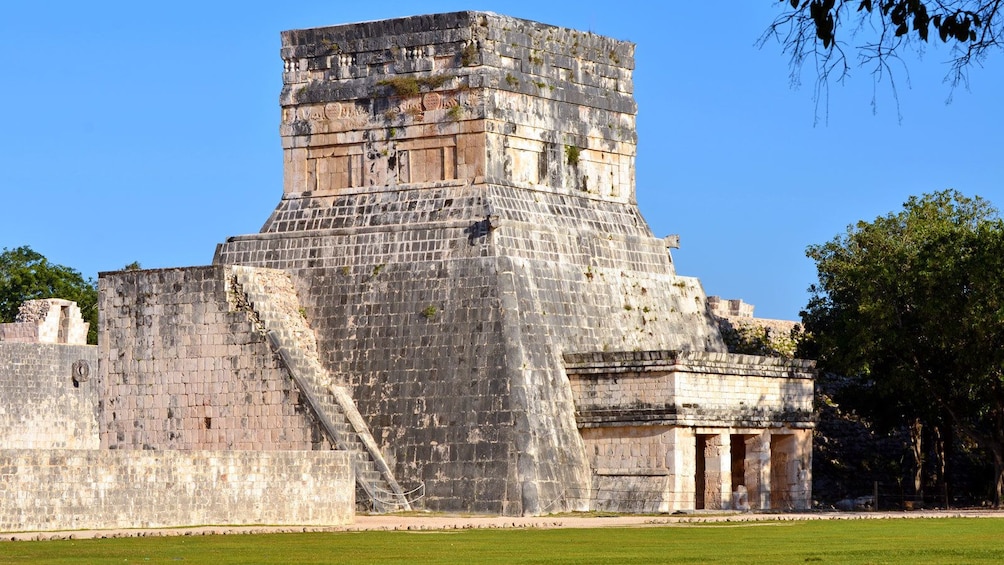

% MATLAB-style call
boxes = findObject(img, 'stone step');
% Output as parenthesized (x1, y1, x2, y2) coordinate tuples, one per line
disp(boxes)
(229, 265, 412, 513)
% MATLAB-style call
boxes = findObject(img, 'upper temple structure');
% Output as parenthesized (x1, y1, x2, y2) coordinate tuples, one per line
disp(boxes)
(1, 12, 814, 529)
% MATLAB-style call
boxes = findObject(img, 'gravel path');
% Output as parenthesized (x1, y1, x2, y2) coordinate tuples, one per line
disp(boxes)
(4, 509, 1002, 542)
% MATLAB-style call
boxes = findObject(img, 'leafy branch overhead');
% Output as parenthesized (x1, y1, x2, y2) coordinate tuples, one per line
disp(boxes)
(763, 1, 1003, 109)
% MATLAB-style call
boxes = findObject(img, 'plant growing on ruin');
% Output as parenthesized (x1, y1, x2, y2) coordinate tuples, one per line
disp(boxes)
(718, 318, 802, 359)
(378, 77, 422, 97)
(421, 305, 438, 319)
(321, 39, 341, 54)
(461, 42, 479, 66)
(377, 74, 455, 97)
(505, 73, 519, 87)
(447, 105, 463, 122)
(564, 145, 580, 166)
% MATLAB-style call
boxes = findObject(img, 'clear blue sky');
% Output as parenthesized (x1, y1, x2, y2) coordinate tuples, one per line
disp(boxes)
(2, 2, 1001, 321)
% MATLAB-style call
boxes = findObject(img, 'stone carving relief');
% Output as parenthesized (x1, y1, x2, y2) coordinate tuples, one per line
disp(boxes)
(324, 102, 370, 129)
(422, 92, 442, 111)
(400, 99, 424, 122)
(404, 46, 429, 60)
(303, 106, 326, 122)
(283, 102, 371, 131)
(461, 90, 480, 111)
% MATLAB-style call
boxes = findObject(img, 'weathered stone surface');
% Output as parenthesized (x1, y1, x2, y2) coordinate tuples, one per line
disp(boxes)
(227, 266, 410, 511)
(0, 450, 353, 532)
(97, 266, 332, 451)
(0, 342, 99, 449)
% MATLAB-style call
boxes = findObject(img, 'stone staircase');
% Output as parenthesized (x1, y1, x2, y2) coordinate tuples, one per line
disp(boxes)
(226, 266, 412, 512)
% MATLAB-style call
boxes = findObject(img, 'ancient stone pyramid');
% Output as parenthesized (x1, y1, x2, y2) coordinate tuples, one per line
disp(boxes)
(214, 11, 732, 514)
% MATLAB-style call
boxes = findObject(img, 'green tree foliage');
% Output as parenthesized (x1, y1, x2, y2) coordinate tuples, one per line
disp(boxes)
(0, 246, 98, 344)
(803, 190, 1004, 505)
(762, 1, 1003, 111)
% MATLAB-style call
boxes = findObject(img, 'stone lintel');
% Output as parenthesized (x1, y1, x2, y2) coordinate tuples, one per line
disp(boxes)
(594, 468, 669, 476)
(574, 409, 815, 429)
(563, 350, 816, 380)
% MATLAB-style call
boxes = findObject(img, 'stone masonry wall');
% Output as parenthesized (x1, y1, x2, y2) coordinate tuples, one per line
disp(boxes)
(567, 351, 814, 428)
(98, 266, 332, 451)
(0, 342, 99, 449)
(276, 12, 635, 202)
(0, 450, 352, 532)
(579, 425, 682, 513)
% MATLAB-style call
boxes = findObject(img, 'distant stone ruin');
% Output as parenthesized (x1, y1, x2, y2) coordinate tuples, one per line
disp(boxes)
(709, 296, 804, 359)
(0, 11, 814, 531)
(0, 298, 89, 344)
(708, 296, 756, 320)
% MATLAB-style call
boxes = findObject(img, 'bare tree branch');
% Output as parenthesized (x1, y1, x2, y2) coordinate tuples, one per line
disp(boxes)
(760, 0, 1004, 119)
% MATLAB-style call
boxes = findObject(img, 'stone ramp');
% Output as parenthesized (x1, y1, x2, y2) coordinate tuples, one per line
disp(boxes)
(226, 266, 412, 512)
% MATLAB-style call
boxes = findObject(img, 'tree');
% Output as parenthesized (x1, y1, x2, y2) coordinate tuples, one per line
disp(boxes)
(761, 1, 1004, 112)
(803, 190, 1004, 505)
(0, 246, 98, 344)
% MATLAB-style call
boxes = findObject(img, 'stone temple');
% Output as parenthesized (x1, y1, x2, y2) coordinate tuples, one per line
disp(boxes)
(1, 12, 814, 529)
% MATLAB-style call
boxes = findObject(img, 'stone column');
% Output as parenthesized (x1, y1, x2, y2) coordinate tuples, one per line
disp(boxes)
(793, 428, 813, 510)
(745, 431, 771, 510)
(664, 427, 695, 511)
(702, 433, 731, 510)
(770, 429, 813, 510)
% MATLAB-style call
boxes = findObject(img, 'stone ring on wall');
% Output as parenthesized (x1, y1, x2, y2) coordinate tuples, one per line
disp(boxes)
(71, 360, 90, 384)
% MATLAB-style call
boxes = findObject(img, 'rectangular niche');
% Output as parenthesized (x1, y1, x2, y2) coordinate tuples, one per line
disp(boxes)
(397, 137, 457, 184)
(307, 145, 365, 191)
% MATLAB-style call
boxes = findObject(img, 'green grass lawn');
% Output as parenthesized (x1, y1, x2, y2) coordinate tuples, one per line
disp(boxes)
(2, 518, 1003, 564)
